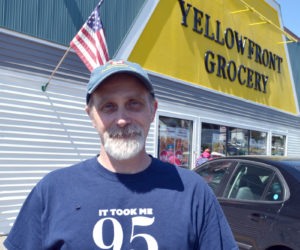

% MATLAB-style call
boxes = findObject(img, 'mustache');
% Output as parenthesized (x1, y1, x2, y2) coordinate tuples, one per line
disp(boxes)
(108, 124, 143, 138)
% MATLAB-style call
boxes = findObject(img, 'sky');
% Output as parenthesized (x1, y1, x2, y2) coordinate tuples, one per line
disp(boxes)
(275, 0, 300, 38)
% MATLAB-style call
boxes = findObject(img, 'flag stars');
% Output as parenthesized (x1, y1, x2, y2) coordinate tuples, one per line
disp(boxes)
(70, 0, 109, 71)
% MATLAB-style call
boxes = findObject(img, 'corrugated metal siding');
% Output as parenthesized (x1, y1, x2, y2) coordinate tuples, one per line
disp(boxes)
(0, 29, 90, 81)
(0, 69, 99, 234)
(0, 30, 95, 235)
(0, 0, 147, 57)
(286, 129, 300, 156)
(145, 122, 156, 156)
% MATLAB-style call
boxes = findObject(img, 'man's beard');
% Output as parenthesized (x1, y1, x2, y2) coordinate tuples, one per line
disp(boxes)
(102, 124, 145, 160)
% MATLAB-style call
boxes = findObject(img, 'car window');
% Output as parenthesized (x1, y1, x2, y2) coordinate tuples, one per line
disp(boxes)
(265, 175, 284, 201)
(224, 163, 273, 201)
(195, 160, 234, 195)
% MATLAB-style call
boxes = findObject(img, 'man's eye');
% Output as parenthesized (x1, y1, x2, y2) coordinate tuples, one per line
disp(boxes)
(130, 100, 139, 105)
(101, 103, 116, 112)
(128, 100, 143, 109)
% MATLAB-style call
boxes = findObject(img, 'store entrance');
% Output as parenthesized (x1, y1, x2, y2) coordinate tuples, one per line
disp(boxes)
(157, 115, 195, 169)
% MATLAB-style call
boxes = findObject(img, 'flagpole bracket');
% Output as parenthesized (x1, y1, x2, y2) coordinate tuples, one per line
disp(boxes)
(41, 82, 49, 92)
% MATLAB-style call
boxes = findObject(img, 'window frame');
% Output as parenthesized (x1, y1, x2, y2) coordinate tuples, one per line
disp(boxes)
(271, 133, 287, 156)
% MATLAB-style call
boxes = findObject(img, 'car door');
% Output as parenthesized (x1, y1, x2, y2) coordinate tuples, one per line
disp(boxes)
(219, 161, 285, 250)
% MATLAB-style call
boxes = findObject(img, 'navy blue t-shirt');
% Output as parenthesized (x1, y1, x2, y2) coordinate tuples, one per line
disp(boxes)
(5, 156, 238, 250)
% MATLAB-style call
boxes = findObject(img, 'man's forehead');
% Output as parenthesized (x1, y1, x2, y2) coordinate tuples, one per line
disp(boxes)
(95, 92, 146, 104)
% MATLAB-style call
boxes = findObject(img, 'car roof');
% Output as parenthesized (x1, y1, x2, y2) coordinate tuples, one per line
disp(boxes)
(216, 155, 300, 161)
(209, 155, 299, 166)
(205, 156, 300, 180)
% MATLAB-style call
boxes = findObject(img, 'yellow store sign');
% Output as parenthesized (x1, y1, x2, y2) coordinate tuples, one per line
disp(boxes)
(129, 0, 298, 114)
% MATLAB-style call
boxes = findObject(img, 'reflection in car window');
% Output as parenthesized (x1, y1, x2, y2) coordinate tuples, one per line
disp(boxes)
(265, 175, 284, 201)
(195, 161, 233, 195)
(224, 163, 273, 201)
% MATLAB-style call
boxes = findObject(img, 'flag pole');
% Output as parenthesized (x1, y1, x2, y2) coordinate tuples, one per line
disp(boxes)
(41, 46, 72, 92)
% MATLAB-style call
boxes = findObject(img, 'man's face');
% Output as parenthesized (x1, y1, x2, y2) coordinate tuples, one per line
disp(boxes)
(86, 74, 157, 160)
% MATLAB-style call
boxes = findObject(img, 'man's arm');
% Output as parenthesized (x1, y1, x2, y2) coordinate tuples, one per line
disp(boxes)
(4, 186, 43, 250)
(197, 189, 238, 250)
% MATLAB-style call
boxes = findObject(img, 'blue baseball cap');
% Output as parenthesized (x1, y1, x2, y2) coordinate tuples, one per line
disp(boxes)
(86, 59, 155, 104)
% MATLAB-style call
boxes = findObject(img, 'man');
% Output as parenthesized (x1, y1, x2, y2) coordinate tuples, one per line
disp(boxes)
(4, 60, 238, 249)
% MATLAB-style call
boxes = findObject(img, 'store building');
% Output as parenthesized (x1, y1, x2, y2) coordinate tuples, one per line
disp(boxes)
(0, 0, 300, 235)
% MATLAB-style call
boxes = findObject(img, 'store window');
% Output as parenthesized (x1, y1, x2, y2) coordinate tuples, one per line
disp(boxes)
(201, 123, 226, 157)
(271, 135, 286, 156)
(201, 123, 268, 157)
(249, 130, 267, 155)
(158, 116, 193, 168)
(227, 127, 249, 155)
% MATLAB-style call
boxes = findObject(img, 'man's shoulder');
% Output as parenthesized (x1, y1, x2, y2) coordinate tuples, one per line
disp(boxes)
(39, 156, 97, 185)
(152, 157, 206, 184)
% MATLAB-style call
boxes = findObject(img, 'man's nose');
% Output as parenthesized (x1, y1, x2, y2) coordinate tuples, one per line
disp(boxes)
(116, 109, 131, 127)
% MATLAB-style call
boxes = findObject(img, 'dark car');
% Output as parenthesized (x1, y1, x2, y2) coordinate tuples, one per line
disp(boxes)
(194, 156, 300, 250)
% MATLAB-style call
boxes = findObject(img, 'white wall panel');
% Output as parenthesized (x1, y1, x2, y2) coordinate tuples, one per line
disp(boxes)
(286, 129, 300, 156)
(0, 68, 100, 235)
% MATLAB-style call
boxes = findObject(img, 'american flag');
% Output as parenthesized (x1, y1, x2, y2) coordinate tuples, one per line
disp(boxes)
(70, 0, 109, 72)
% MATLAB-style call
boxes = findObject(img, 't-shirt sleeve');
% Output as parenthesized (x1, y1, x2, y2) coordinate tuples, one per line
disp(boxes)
(197, 187, 239, 250)
(4, 185, 43, 250)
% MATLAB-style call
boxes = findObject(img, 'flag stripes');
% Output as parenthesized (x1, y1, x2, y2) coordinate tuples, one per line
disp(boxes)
(70, 1, 109, 72)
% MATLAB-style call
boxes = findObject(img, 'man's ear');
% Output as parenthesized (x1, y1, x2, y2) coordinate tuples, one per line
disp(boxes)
(85, 105, 91, 117)
(151, 100, 158, 122)
(85, 105, 96, 128)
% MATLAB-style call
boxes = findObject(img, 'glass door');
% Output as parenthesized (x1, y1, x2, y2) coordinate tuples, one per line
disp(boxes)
(157, 115, 195, 169)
